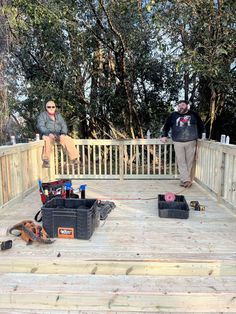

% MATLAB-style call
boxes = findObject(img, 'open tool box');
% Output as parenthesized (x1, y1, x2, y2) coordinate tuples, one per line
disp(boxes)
(38, 179, 83, 204)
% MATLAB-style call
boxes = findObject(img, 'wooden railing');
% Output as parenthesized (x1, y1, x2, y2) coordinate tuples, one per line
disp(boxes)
(0, 138, 235, 210)
(54, 139, 178, 180)
(0, 141, 50, 208)
(195, 140, 236, 210)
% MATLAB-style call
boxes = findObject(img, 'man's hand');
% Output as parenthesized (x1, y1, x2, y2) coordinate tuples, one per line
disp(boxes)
(48, 133, 56, 139)
(42, 134, 56, 140)
(160, 137, 168, 143)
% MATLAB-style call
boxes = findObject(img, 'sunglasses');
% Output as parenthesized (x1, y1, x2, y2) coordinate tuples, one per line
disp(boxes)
(47, 106, 56, 109)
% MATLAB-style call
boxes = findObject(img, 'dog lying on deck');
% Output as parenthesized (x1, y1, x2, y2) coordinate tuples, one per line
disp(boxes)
(8, 220, 54, 245)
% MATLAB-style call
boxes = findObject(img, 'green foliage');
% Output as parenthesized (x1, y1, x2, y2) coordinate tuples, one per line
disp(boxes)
(149, 0, 236, 139)
(3, 0, 236, 142)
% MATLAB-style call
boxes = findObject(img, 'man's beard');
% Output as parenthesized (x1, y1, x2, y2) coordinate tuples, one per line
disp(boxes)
(178, 108, 188, 114)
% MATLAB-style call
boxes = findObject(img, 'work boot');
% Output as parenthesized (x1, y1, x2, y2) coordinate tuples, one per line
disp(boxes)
(42, 160, 50, 168)
(184, 181, 192, 188)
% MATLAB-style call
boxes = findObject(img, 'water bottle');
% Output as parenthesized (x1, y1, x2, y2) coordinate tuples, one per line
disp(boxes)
(220, 134, 226, 144)
(10, 135, 16, 145)
(202, 133, 206, 140)
(80, 184, 87, 199)
(65, 182, 72, 198)
(226, 136, 230, 144)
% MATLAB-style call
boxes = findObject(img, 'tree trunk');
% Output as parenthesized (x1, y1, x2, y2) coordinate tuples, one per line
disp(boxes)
(0, 0, 9, 144)
(184, 70, 189, 101)
(209, 87, 225, 139)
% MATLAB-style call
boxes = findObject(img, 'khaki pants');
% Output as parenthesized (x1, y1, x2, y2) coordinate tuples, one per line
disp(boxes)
(173, 140, 197, 182)
(42, 135, 78, 161)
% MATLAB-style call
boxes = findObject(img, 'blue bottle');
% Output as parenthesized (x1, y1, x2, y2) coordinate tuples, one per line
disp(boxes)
(79, 184, 87, 199)
(65, 182, 72, 198)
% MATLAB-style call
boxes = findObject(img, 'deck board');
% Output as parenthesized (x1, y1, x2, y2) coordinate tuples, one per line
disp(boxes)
(0, 180, 236, 259)
(0, 274, 236, 312)
(0, 179, 236, 312)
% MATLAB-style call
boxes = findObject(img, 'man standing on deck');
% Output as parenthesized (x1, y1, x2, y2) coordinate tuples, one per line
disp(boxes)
(37, 100, 79, 168)
(160, 100, 205, 188)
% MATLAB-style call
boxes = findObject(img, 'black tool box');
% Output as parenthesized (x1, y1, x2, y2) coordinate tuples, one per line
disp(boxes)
(158, 194, 189, 219)
(41, 198, 100, 239)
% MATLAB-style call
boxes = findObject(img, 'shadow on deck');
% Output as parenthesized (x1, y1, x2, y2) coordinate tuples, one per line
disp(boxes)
(0, 179, 236, 313)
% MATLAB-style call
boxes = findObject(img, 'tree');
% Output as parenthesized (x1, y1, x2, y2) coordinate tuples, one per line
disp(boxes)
(5, 0, 179, 139)
(4, 0, 235, 142)
(0, 0, 10, 143)
(151, 0, 236, 139)
(5, 0, 92, 136)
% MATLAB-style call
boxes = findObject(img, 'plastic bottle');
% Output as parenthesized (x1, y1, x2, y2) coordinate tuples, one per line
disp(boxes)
(226, 136, 230, 144)
(65, 182, 72, 198)
(10, 135, 16, 145)
(80, 184, 87, 199)
(220, 134, 226, 144)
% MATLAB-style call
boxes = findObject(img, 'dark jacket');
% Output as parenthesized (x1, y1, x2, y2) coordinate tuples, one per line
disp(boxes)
(162, 110, 205, 142)
(37, 111, 68, 136)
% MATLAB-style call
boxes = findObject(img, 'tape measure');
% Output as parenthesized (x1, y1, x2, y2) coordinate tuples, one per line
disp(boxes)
(190, 201, 205, 211)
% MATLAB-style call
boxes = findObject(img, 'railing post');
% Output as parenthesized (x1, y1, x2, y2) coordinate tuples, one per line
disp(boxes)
(17, 146, 24, 201)
(49, 145, 56, 181)
(0, 156, 3, 207)
(215, 146, 224, 202)
(119, 140, 124, 180)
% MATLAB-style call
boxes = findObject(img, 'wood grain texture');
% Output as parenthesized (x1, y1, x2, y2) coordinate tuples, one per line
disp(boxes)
(0, 179, 236, 312)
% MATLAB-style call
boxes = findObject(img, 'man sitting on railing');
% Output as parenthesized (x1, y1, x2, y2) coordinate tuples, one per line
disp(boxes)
(37, 100, 79, 168)
(160, 100, 205, 188)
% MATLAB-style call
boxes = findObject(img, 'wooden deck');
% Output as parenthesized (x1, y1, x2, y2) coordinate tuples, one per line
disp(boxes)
(0, 179, 236, 313)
